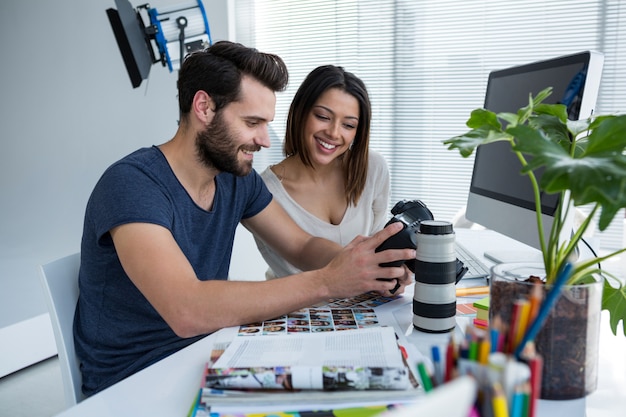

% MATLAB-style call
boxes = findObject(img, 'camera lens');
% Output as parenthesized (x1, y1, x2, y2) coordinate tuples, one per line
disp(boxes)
(412, 220, 457, 333)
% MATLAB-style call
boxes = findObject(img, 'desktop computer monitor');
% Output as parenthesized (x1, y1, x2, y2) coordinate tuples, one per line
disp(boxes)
(465, 51, 604, 262)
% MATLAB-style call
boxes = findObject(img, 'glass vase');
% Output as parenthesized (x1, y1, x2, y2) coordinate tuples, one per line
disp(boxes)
(489, 262, 603, 400)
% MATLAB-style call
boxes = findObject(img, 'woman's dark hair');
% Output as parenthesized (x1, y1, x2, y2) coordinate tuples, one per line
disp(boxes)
(284, 65, 371, 205)
(177, 41, 289, 116)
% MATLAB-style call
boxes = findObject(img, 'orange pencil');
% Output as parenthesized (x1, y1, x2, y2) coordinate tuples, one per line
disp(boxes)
(478, 338, 491, 364)
(456, 286, 490, 297)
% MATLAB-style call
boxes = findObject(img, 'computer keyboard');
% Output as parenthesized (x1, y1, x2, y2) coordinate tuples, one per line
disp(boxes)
(456, 241, 491, 279)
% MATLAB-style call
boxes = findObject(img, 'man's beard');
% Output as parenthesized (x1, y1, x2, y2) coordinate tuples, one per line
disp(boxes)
(195, 111, 258, 176)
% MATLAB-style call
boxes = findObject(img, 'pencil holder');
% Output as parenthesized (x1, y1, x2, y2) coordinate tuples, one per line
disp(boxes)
(456, 353, 541, 417)
(427, 325, 543, 417)
(489, 262, 603, 399)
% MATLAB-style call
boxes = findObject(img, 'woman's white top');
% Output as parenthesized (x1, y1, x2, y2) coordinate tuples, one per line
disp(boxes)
(255, 150, 391, 279)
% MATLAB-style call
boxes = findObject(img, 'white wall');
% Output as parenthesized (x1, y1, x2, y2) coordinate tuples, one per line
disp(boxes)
(0, 0, 230, 376)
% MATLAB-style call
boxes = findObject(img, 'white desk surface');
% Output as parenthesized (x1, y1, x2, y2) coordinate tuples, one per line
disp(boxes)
(55, 229, 625, 417)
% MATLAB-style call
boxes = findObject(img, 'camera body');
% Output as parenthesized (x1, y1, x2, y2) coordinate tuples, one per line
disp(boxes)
(375, 200, 433, 271)
(376, 200, 467, 281)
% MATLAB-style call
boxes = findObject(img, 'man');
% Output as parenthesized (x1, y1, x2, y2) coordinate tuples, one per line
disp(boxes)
(74, 41, 413, 397)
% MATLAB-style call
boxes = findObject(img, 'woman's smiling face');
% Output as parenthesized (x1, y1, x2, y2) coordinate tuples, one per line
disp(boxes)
(303, 87, 360, 166)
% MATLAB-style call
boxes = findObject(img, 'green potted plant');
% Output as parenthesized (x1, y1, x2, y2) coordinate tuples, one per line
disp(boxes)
(444, 87, 626, 398)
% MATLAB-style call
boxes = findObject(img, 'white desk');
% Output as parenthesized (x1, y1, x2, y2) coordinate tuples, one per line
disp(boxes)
(54, 229, 625, 417)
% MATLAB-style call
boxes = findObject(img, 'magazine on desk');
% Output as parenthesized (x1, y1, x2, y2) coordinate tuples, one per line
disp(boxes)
(208, 326, 415, 391)
(235, 291, 401, 336)
(191, 326, 421, 415)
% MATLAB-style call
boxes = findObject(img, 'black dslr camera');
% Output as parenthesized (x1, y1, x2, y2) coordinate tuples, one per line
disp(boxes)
(375, 200, 433, 271)
(376, 200, 468, 281)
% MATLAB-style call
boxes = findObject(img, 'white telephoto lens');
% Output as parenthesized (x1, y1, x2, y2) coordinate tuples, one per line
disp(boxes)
(413, 220, 457, 333)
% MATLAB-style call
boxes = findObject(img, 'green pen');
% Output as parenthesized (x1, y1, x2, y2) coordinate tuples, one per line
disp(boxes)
(469, 340, 479, 361)
(417, 362, 433, 392)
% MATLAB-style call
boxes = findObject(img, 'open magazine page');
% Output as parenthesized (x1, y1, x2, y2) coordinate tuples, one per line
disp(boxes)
(214, 326, 403, 368)
(206, 327, 414, 391)
(236, 291, 402, 336)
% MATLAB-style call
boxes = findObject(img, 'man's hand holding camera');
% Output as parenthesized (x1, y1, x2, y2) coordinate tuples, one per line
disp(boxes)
(319, 222, 416, 298)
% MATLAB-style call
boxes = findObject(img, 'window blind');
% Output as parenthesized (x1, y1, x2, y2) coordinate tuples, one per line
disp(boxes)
(233, 0, 625, 250)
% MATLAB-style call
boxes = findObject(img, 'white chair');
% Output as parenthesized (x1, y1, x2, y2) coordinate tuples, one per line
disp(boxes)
(39, 252, 85, 408)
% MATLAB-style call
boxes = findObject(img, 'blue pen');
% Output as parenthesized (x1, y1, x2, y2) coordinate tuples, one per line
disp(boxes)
(514, 262, 573, 359)
(431, 345, 443, 387)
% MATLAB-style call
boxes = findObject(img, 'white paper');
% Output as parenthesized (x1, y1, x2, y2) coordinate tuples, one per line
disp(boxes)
(212, 326, 405, 369)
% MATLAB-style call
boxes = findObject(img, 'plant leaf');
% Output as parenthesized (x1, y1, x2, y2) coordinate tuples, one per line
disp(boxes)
(510, 115, 626, 231)
(528, 113, 571, 145)
(443, 127, 511, 158)
(466, 108, 501, 130)
(535, 102, 569, 122)
(585, 115, 626, 154)
(567, 118, 593, 140)
(602, 278, 626, 336)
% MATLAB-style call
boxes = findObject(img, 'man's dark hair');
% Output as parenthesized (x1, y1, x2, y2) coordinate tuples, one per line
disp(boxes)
(177, 41, 289, 115)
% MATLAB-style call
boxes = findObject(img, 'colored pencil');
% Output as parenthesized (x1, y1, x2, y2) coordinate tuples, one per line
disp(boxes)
(417, 362, 433, 392)
(444, 336, 456, 382)
(510, 384, 526, 417)
(507, 301, 522, 354)
(514, 263, 573, 358)
(456, 286, 490, 297)
(513, 299, 531, 350)
(469, 340, 479, 361)
(527, 355, 543, 417)
(490, 315, 505, 353)
(478, 338, 491, 364)
(492, 382, 510, 417)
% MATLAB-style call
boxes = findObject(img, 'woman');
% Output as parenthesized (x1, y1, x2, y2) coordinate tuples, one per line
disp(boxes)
(254, 65, 393, 280)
